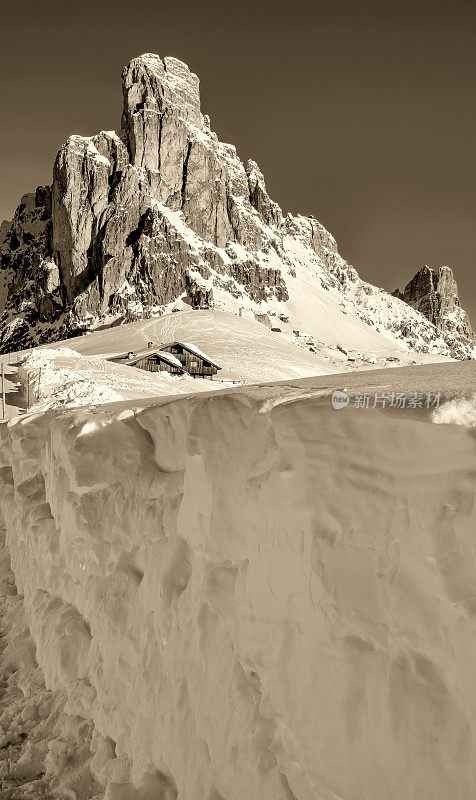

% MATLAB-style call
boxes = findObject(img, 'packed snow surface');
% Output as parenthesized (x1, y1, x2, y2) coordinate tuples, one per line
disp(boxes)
(1, 369, 476, 799)
(17, 309, 452, 384)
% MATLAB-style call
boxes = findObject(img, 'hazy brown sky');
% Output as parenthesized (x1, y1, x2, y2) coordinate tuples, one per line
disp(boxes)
(1, 0, 475, 325)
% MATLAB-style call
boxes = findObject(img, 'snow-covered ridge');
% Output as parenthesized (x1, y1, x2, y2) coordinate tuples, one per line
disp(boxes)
(1, 384, 476, 799)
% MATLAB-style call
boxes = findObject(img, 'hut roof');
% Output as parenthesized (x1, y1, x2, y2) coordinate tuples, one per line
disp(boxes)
(112, 348, 183, 369)
(160, 342, 222, 369)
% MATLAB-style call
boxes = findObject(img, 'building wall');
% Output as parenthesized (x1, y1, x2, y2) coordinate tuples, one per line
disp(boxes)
(134, 356, 182, 374)
(161, 345, 217, 378)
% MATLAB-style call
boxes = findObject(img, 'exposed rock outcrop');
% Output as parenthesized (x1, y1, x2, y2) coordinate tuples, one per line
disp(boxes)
(0, 53, 473, 359)
(1, 54, 289, 352)
(393, 266, 474, 358)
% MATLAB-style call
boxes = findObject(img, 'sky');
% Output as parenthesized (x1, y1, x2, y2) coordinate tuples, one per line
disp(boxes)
(1, 0, 475, 326)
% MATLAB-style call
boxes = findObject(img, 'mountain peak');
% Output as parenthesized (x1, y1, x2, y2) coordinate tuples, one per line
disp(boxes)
(121, 54, 202, 170)
(0, 53, 473, 360)
(393, 265, 473, 350)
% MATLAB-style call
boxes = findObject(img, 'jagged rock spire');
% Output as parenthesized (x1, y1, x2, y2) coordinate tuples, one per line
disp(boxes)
(393, 265, 473, 349)
(121, 54, 202, 175)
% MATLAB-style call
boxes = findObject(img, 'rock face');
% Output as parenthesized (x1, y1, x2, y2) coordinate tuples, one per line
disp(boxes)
(0, 52, 473, 359)
(393, 266, 473, 357)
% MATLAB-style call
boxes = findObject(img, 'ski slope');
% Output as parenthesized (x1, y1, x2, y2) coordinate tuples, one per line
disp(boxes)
(26, 310, 343, 383)
(29, 309, 452, 379)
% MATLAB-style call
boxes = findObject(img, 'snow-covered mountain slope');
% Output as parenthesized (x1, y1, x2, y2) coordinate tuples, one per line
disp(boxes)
(0, 53, 472, 359)
(1, 306, 457, 422)
(1, 310, 340, 417)
(6, 307, 455, 413)
(1, 373, 476, 800)
(29, 309, 346, 381)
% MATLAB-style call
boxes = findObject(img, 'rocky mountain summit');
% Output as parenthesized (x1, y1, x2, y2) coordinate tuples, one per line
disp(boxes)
(393, 266, 473, 352)
(0, 53, 473, 358)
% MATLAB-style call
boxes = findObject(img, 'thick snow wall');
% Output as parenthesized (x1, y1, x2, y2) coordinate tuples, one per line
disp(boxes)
(1, 391, 476, 800)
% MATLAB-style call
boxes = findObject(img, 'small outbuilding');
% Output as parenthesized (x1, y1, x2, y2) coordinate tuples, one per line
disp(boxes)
(109, 347, 185, 375)
(160, 342, 221, 379)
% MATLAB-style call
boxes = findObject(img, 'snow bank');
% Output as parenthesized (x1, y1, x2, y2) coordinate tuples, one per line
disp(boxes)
(0, 527, 100, 797)
(21, 347, 124, 409)
(433, 392, 476, 426)
(1, 389, 476, 799)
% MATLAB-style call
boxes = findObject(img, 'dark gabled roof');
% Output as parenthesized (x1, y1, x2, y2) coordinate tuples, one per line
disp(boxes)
(110, 348, 183, 369)
(160, 342, 222, 369)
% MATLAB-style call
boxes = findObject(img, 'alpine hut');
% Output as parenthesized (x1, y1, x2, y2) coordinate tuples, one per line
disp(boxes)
(159, 342, 221, 379)
(109, 346, 184, 375)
